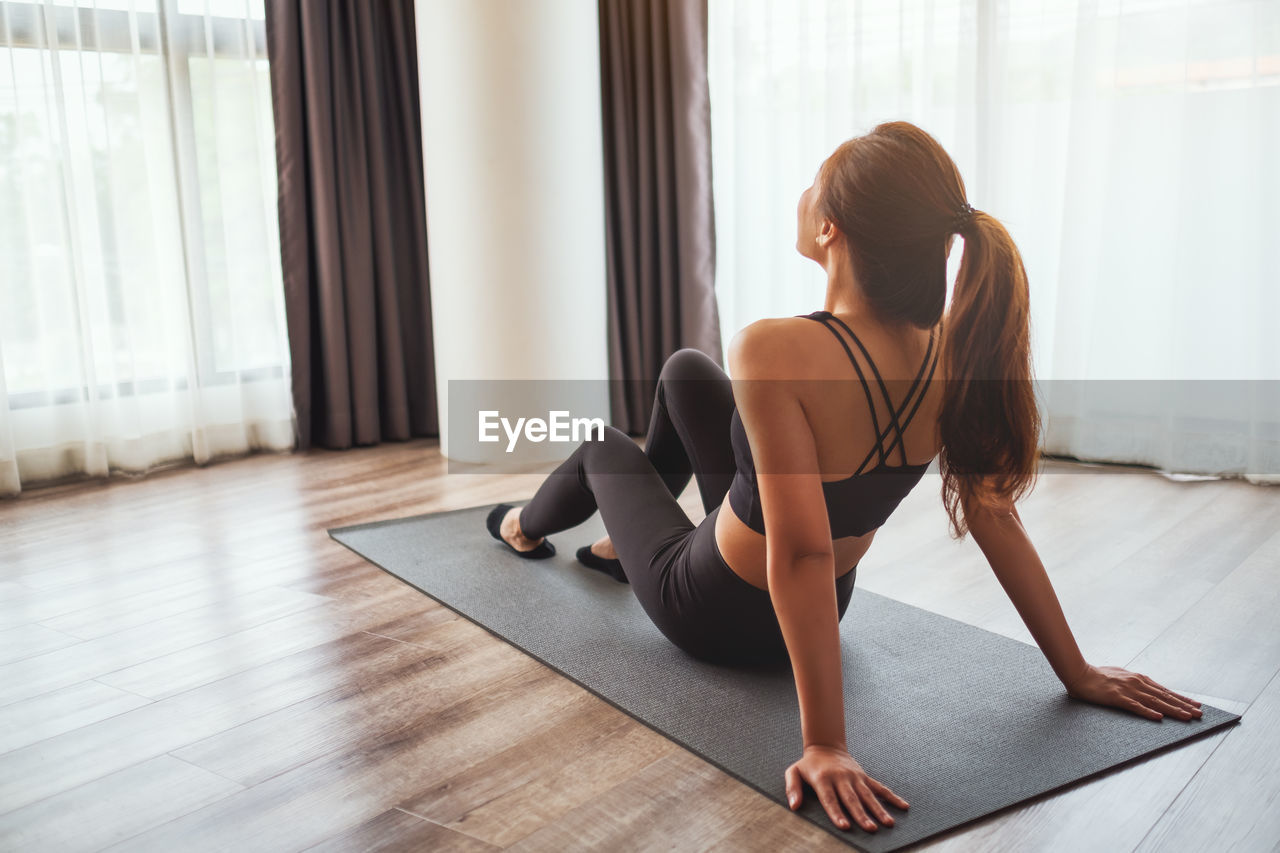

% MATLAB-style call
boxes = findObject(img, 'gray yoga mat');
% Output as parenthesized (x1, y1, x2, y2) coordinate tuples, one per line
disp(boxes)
(329, 501, 1240, 852)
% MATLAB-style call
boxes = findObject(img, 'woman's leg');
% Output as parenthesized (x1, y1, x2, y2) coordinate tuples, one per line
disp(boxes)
(585, 346, 736, 562)
(512, 346, 740, 653)
(642, 348, 738, 514)
(516, 426, 699, 647)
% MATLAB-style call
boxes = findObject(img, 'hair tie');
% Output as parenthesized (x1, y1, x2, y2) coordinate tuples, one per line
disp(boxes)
(951, 201, 975, 232)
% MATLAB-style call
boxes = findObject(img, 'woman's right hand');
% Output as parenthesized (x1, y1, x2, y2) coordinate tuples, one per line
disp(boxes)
(784, 744, 909, 832)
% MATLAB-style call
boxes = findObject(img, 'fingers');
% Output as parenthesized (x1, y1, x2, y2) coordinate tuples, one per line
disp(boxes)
(1134, 686, 1201, 721)
(787, 759, 909, 833)
(835, 779, 878, 831)
(1136, 676, 1203, 716)
(867, 776, 910, 810)
(785, 765, 801, 810)
(816, 781, 853, 831)
(1121, 695, 1163, 720)
(854, 778, 895, 827)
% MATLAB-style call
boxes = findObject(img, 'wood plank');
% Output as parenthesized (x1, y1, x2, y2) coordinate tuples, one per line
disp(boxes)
(1136, 671, 1280, 852)
(169, 617, 540, 786)
(705, 808, 858, 852)
(1126, 526, 1280, 704)
(35, 558, 344, 640)
(2, 523, 210, 586)
(1038, 490, 1280, 664)
(306, 808, 501, 853)
(104, 665, 602, 852)
(96, 584, 450, 700)
(0, 582, 34, 602)
(0, 550, 352, 632)
(0, 585, 332, 707)
(0, 679, 152, 755)
(0, 629, 446, 814)
(0, 754, 242, 853)
(396, 694, 677, 847)
(503, 748, 766, 852)
(0, 622, 80, 665)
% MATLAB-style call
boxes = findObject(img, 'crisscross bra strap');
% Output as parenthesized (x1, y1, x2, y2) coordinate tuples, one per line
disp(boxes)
(802, 314, 890, 470)
(820, 312, 918, 466)
(858, 328, 940, 472)
(802, 311, 939, 471)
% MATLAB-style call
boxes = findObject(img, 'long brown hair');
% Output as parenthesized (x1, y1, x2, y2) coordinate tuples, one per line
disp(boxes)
(815, 120, 1040, 538)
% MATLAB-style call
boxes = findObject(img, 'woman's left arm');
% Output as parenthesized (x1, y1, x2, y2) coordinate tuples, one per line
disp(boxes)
(965, 502, 1203, 721)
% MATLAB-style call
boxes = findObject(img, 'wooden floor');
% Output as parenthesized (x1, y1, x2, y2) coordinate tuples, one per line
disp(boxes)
(0, 439, 1277, 852)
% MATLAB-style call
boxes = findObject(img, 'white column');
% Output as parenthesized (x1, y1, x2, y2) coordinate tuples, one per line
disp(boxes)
(415, 0, 610, 466)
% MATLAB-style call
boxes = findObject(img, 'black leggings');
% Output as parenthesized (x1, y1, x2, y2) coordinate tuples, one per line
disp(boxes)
(518, 348, 857, 667)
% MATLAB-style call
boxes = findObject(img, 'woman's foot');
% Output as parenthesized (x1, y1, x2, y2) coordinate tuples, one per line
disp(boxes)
(588, 535, 617, 561)
(575, 535, 627, 583)
(501, 506, 545, 552)
(485, 503, 555, 559)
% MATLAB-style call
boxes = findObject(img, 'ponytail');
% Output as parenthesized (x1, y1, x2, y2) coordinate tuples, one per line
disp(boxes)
(938, 212, 1041, 538)
(813, 121, 1041, 538)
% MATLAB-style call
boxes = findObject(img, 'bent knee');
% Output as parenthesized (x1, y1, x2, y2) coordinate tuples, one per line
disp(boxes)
(662, 347, 718, 381)
(581, 424, 647, 474)
(591, 424, 641, 449)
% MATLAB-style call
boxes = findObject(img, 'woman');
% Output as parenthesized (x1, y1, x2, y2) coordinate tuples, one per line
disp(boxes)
(484, 121, 1203, 835)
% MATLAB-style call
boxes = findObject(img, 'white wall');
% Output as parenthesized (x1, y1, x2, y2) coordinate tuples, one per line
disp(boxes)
(416, 0, 610, 465)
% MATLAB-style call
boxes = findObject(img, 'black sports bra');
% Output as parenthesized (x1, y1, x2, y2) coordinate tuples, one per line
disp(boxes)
(727, 310, 939, 538)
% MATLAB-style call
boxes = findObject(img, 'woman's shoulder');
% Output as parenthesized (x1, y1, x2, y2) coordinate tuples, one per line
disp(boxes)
(730, 314, 818, 345)
(732, 315, 808, 376)
(727, 316, 819, 379)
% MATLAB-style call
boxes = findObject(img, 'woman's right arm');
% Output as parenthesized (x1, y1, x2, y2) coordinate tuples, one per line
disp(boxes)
(767, 552, 846, 752)
(768, 553, 909, 832)
(729, 321, 910, 832)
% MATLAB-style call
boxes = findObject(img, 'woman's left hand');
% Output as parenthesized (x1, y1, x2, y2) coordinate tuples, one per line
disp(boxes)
(1065, 664, 1203, 721)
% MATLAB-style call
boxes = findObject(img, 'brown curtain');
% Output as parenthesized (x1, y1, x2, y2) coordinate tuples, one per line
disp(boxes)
(599, 0, 722, 434)
(264, 0, 437, 450)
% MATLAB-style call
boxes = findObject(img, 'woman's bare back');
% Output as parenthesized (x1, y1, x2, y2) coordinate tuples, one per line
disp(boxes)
(715, 310, 947, 591)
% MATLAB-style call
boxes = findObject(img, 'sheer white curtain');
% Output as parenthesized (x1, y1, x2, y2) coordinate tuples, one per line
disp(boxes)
(0, 0, 294, 497)
(708, 0, 1279, 483)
